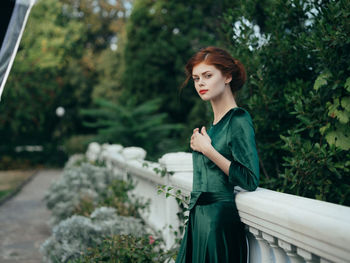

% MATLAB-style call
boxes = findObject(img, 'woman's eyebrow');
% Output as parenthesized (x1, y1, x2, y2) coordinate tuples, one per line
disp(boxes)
(192, 71, 211, 77)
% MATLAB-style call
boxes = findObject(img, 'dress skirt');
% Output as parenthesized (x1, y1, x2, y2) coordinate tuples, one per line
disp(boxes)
(175, 192, 247, 263)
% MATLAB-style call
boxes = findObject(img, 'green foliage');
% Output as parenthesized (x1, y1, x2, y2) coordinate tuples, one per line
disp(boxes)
(280, 134, 350, 202)
(0, 0, 87, 147)
(0, 0, 130, 166)
(60, 0, 129, 52)
(97, 177, 150, 219)
(41, 207, 148, 263)
(121, 0, 235, 149)
(42, 157, 159, 262)
(222, 0, 350, 204)
(157, 184, 189, 256)
(317, 74, 350, 150)
(75, 234, 173, 263)
(151, 165, 175, 178)
(44, 160, 148, 223)
(81, 98, 184, 160)
(92, 48, 125, 102)
(63, 135, 96, 156)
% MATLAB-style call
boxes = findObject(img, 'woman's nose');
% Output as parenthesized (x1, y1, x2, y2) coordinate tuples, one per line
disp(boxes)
(198, 78, 205, 86)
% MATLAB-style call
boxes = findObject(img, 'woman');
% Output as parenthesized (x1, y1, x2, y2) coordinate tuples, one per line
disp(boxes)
(175, 46, 260, 263)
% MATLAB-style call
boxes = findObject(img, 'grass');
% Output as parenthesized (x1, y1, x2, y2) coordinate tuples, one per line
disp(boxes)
(0, 170, 36, 202)
(0, 189, 11, 199)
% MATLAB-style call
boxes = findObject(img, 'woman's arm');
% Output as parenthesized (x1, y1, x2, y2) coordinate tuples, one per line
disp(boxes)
(191, 126, 231, 175)
(191, 124, 259, 191)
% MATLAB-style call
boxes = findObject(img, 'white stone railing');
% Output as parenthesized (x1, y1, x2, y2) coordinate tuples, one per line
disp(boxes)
(90, 143, 350, 263)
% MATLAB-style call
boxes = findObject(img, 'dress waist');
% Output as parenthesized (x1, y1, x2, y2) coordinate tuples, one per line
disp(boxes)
(188, 191, 234, 210)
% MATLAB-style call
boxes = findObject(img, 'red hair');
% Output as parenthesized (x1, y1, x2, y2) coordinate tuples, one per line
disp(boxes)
(182, 46, 246, 94)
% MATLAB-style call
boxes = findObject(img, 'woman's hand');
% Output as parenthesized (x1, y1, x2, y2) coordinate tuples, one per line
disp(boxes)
(191, 126, 231, 176)
(190, 126, 213, 155)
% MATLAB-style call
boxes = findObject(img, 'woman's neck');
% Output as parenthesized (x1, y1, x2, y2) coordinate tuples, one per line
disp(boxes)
(210, 88, 238, 125)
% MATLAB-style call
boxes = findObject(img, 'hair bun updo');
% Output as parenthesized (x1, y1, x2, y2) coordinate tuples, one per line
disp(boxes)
(181, 46, 246, 94)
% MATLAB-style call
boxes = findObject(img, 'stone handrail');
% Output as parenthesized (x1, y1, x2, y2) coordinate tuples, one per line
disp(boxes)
(92, 143, 350, 263)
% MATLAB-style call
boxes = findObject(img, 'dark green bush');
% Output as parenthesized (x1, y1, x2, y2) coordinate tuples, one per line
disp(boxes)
(81, 98, 184, 160)
(221, 0, 350, 204)
(75, 234, 173, 263)
(63, 135, 96, 156)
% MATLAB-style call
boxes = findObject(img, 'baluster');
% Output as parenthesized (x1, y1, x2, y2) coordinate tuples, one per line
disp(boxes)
(278, 240, 304, 263)
(249, 227, 272, 262)
(246, 230, 259, 262)
(262, 233, 288, 263)
(297, 247, 319, 263)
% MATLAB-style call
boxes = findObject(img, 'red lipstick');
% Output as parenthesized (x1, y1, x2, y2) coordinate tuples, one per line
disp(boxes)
(199, 89, 208, 95)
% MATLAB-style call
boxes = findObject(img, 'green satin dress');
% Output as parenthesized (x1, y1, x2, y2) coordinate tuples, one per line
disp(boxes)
(175, 107, 260, 263)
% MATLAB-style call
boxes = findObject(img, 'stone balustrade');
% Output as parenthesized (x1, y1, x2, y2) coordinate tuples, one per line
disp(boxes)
(93, 143, 350, 263)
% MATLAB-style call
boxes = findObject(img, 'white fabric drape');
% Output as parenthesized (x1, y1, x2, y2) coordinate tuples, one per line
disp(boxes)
(0, 0, 35, 100)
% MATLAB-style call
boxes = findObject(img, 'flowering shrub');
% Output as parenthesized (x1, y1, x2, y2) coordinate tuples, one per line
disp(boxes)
(74, 233, 173, 263)
(44, 161, 146, 224)
(63, 154, 86, 169)
(40, 207, 148, 263)
(44, 162, 119, 224)
(42, 152, 168, 262)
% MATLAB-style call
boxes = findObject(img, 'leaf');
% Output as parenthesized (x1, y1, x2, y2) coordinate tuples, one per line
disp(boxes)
(327, 98, 340, 118)
(314, 71, 332, 91)
(325, 125, 350, 150)
(336, 110, 350, 124)
(341, 97, 350, 112)
(319, 123, 330, 135)
(345, 77, 350, 92)
(327, 97, 350, 123)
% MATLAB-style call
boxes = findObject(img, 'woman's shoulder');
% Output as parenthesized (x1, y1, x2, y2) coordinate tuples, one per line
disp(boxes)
(226, 107, 255, 139)
(226, 107, 254, 135)
(229, 107, 253, 122)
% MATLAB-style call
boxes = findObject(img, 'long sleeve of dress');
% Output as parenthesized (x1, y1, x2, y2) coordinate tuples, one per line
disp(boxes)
(227, 109, 259, 191)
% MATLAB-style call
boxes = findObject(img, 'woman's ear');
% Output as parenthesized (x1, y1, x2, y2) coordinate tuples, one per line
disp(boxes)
(225, 75, 232, 84)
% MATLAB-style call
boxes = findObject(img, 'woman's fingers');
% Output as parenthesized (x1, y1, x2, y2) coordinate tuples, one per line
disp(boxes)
(190, 141, 195, 150)
(191, 128, 202, 151)
(190, 134, 196, 150)
(201, 126, 211, 142)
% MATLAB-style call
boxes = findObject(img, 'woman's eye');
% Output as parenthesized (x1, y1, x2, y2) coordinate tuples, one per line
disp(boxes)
(205, 74, 212, 78)
(193, 77, 199, 82)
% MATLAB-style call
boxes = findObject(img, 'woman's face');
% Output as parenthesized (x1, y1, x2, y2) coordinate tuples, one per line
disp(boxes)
(192, 62, 231, 101)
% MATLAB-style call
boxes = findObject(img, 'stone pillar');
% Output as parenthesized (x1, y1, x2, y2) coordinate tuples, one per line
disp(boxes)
(249, 227, 272, 262)
(278, 240, 304, 263)
(262, 233, 288, 263)
(158, 152, 193, 248)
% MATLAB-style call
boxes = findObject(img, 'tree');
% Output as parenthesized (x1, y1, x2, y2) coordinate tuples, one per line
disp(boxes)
(221, 0, 350, 204)
(0, 0, 87, 148)
(60, 0, 132, 102)
(121, 0, 235, 150)
(81, 98, 184, 159)
(0, 0, 130, 165)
